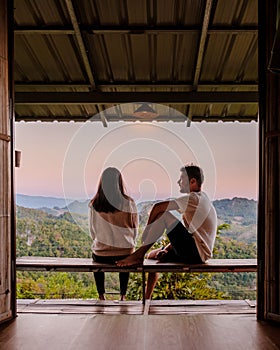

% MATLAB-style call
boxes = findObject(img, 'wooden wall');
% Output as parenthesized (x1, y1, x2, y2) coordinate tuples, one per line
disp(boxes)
(258, 0, 280, 323)
(0, 0, 14, 323)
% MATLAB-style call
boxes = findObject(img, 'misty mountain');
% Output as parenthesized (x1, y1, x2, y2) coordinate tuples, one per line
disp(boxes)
(16, 194, 74, 209)
(64, 200, 90, 216)
(17, 195, 257, 220)
(214, 197, 257, 243)
(214, 197, 257, 225)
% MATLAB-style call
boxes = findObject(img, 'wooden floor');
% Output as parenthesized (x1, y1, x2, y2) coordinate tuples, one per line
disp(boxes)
(16, 299, 257, 315)
(1, 312, 280, 350)
(0, 300, 279, 349)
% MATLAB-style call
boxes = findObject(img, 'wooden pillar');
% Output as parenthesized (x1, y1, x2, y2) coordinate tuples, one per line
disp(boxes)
(258, 0, 280, 322)
(0, 0, 15, 323)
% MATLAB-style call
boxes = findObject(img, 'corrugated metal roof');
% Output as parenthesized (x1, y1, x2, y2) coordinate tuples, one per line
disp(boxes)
(14, 0, 258, 123)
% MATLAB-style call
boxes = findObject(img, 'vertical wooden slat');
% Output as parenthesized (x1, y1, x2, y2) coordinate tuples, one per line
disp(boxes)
(257, 0, 266, 320)
(0, 0, 13, 323)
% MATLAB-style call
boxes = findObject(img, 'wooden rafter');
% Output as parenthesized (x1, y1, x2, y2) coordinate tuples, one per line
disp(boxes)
(192, 0, 213, 90)
(65, 0, 96, 90)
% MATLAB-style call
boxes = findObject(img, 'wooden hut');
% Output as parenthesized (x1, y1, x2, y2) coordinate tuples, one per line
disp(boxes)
(0, 0, 279, 326)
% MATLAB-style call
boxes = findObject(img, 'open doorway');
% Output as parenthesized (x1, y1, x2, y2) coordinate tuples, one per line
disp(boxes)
(15, 118, 258, 302)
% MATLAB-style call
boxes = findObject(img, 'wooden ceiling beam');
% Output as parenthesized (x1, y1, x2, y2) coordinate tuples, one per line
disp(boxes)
(14, 82, 258, 89)
(15, 91, 258, 104)
(14, 25, 258, 35)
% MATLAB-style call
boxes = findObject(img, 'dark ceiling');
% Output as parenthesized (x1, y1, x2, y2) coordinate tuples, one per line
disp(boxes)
(14, 0, 258, 124)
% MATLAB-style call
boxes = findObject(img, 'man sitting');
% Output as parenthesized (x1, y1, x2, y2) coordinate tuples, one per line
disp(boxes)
(117, 164, 217, 299)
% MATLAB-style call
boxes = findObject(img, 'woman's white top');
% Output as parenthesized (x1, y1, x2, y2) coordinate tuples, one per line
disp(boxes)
(89, 199, 138, 256)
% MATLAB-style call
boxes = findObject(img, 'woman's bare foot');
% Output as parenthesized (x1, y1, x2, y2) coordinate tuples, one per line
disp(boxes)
(99, 294, 105, 300)
(120, 295, 126, 301)
(116, 252, 144, 267)
(116, 245, 151, 266)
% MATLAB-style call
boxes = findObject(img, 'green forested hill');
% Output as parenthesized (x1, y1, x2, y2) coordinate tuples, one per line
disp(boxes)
(16, 206, 97, 299)
(16, 204, 257, 300)
(16, 206, 91, 258)
(213, 197, 257, 243)
(214, 197, 257, 223)
(16, 204, 257, 259)
(24, 195, 257, 244)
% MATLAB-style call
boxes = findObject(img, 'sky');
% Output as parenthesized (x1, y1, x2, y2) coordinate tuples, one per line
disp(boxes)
(15, 115, 258, 202)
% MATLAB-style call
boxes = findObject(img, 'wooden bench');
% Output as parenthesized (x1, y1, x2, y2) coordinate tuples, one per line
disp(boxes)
(16, 256, 257, 304)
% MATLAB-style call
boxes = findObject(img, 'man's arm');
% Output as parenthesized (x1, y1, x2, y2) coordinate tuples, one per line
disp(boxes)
(147, 200, 179, 225)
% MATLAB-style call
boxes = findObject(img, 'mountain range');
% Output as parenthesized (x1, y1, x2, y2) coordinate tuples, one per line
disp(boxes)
(16, 194, 74, 209)
(16, 194, 257, 243)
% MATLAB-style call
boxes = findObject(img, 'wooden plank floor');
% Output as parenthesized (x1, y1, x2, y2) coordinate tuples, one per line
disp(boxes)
(16, 299, 257, 315)
(17, 299, 144, 315)
(1, 313, 279, 350)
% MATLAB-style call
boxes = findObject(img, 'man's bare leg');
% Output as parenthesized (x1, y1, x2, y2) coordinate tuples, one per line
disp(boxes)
(144, 248, 169, 299)
(145, 272, 159, 299)
(116, 211, 178, 267)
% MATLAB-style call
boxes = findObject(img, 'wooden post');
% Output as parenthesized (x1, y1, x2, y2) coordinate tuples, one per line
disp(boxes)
(0, 0, 15, 323)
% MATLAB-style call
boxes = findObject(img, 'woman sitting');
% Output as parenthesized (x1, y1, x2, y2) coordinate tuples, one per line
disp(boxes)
(89, 167, 138, 300)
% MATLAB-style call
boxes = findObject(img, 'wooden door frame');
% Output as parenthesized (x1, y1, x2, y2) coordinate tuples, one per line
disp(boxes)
(5, 0, 280, 323)
(258, 0, 280, 322)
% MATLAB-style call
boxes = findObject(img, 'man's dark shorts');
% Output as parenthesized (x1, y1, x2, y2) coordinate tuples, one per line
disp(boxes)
(163, 220, 203, 264)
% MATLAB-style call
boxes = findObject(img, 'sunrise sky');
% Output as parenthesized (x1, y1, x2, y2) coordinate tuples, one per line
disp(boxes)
(15, 116, 258, 202)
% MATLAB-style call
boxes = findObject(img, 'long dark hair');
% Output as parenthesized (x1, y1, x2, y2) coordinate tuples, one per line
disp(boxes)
(90, 167, 130, 213)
